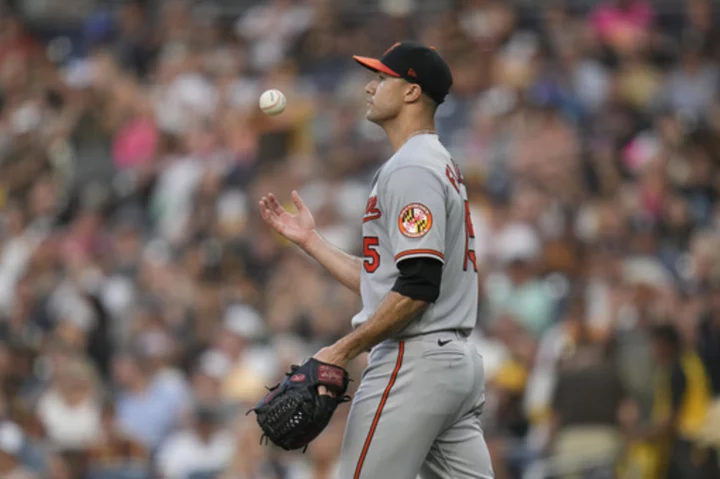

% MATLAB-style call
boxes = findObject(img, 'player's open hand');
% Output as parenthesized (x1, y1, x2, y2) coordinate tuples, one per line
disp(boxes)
(259, 190, 316, 248)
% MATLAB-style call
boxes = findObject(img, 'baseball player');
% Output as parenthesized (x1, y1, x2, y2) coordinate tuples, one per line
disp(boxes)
(259, 41, 493, 479)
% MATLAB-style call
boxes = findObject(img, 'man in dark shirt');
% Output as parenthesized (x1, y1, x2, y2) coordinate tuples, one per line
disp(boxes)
(549, 312, 629, 478)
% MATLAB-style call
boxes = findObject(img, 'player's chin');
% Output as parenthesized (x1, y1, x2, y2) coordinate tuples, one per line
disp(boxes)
(365, 109, 387, 124)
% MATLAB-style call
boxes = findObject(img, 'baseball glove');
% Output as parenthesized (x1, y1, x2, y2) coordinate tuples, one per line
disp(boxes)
(248, 358, 351, 451)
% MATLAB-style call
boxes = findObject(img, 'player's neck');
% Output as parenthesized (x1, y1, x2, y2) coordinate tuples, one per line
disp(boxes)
(383, 116, 436, 152)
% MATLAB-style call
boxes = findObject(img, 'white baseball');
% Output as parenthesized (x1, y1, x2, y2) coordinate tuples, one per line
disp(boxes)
(259, 89, 286, 116)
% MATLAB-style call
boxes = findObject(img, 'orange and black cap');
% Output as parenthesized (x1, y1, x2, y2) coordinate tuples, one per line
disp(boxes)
(353, 41, 453, 105)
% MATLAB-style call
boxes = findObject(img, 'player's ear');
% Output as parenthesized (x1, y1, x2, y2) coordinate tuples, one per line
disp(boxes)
(404, 83, 423, 103)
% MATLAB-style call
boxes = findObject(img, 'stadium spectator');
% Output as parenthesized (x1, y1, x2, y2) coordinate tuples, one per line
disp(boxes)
(155, 403, 235, 479)
(0, 421, 38, 479)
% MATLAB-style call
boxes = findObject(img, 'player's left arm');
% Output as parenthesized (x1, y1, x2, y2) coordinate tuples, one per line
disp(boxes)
(315, 166, 446, 367)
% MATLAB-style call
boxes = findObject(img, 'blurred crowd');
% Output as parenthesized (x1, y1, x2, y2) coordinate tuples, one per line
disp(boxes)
(1, 0, 720, 478)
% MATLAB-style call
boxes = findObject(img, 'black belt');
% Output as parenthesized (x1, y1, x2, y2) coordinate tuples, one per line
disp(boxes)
(394, 328, 470, 340)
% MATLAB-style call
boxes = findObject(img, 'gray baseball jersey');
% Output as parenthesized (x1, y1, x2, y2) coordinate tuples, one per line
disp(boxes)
(352, 133, 479, 337)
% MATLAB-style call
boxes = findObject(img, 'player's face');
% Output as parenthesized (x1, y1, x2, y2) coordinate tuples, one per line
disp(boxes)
(364, 73, 405, 124)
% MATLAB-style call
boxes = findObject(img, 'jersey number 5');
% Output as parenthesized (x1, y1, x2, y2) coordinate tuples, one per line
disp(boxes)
(363, 237, 380, 273)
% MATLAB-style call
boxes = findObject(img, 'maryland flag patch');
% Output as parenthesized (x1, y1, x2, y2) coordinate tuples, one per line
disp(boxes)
(398, 203, 433, 238)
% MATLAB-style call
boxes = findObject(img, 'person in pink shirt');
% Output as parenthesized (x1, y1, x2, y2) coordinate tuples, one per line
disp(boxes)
(112, 117, 158, 170)
(591, 0, 654, 55)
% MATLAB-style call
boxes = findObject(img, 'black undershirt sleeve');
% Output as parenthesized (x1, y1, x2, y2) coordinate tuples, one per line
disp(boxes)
(391, 257, 443, 303)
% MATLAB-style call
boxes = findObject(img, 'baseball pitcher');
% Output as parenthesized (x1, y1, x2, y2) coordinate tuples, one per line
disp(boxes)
(256, 41, 494, 479)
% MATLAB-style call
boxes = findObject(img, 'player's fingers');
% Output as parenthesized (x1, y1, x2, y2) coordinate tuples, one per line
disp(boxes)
(259, 199, 278, 223)
(259, 200, 271, 221)
(259, 197, 271, 215)
(317, 385, 335, 397)
(260, 205, 284, 232)
(291, 190, 307, 212)
(267, 194, 286, 216)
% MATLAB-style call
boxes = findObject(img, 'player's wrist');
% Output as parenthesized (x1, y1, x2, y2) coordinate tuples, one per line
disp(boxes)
(300, 229, 322, 253)
(313, 344, 350, 369)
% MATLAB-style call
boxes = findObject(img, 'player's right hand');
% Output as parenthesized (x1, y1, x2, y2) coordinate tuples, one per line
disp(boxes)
(259, 190, 316, 248)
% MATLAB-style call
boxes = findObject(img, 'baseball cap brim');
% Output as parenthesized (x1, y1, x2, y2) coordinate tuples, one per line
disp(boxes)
(353, 56, 401, 78)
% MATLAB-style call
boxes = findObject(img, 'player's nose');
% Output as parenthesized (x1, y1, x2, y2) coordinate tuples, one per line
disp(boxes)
(364, 79, 377, 96)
